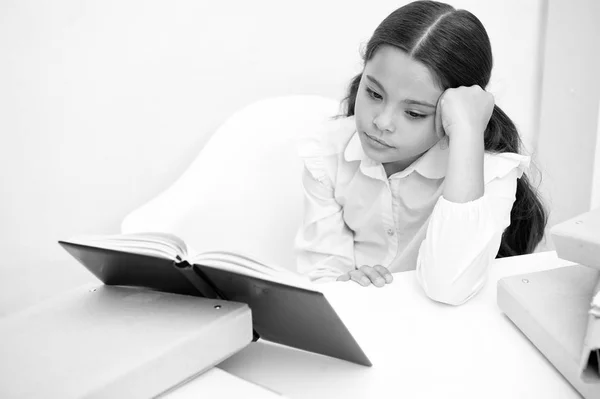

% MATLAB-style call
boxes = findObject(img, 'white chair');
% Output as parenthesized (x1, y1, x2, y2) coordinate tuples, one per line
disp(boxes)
(121, 95, 341, 271)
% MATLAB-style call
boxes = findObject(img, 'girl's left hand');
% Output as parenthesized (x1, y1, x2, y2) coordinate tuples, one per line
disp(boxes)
(435, 85, 495, 141)
(336, 265, 393, 287)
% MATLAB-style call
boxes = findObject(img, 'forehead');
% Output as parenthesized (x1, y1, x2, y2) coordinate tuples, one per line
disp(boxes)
(365, 45, 442, 99)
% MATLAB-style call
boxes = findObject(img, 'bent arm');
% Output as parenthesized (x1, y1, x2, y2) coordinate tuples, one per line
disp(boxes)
(295, 165, 355, 282)
(416, 169, 518, 305)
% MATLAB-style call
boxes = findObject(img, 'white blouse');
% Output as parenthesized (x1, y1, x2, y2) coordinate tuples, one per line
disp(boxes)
(295, 115, 530, 305)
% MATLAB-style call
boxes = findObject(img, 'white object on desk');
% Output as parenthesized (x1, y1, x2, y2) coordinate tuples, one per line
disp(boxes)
(551, 206, 600, 317)
(498, 265, 600, 398)
(551, 207, 600, 272)
(165, 367, 285, 398)
(497, 206, 600, 399)
(0, 284, 252, 399)
(213, 251, 581, 399)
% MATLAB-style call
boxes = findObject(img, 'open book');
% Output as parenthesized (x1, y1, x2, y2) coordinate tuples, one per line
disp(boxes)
(62, 232, 310, 286)
(59, 232, 371, 367)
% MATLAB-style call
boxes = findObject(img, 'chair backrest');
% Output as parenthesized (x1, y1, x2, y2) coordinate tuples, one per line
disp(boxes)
(121, 95, 341, 271)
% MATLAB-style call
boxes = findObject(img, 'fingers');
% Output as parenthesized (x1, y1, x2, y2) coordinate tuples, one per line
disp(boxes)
(373, 265, 393, 284)
(337, 266, 394, 287)
(434, 91, 446, 141)
(359, 265, 386, 287)
(437, 86, 494, 137)
(336, 270, 369, 286)
(350, 269, 372, 287)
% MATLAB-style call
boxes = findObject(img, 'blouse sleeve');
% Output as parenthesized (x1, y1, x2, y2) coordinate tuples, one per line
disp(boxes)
(415, 152, 530, 305)
(294, 125, 356, 282)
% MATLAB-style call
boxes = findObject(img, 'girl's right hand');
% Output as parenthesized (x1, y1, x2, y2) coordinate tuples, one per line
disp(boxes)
(336, 265, 393, 287)
(434, 85, 494, 141)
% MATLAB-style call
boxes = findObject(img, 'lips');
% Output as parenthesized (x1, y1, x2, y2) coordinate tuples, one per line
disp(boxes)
(364, 132, 394, 148)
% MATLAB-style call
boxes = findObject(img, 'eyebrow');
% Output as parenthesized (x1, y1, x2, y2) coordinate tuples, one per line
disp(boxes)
(366, 75, 436, 108)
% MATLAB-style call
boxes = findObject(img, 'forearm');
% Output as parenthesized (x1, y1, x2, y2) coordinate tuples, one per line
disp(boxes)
(442, 131, 484, 203)
(417, 164, 523, 305)
(416, 197, 501, 305)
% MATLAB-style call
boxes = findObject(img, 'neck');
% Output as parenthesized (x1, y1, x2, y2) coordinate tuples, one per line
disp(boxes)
(383, 156, 419, 178)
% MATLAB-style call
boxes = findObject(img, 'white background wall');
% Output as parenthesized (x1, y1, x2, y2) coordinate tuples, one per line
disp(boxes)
(594, 100, 600, 209)
(0, 0, 572, 315)
(536, 0, 600, 243)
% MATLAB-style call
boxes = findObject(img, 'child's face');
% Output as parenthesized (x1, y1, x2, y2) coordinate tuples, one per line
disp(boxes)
(354, 45, 444, 172)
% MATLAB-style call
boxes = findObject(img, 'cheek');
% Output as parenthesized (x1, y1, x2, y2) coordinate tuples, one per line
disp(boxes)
(416, 119, 434, 134)
(389, 120, 437, 147)
(354, 92, 367, 114)
(407, 116, 435, 135)
(354, 96, 371, 129)
(416, 123, 439, 146)
(424, 119, 438, 139)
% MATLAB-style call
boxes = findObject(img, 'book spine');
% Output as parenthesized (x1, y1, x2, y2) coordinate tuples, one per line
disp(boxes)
(174, 259, 260, 342)
(172, 260, 221, 300)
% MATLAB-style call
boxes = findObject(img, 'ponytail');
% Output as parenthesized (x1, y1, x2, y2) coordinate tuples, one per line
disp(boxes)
(485, 105, 548, 257)
(338, 76, 548, 257)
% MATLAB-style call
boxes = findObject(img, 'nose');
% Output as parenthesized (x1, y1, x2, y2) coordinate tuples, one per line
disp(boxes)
(372, 108, 395, 133)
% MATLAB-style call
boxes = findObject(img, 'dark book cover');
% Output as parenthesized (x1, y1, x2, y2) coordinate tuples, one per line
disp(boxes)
(59, 240, 372, 366)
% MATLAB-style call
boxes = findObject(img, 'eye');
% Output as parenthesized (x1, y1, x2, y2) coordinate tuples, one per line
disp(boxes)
(406, 111, 426, 119)
(365, 87, 382, 101)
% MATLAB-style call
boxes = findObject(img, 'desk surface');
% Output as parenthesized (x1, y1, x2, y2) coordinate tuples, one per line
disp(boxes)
(212, 251, 580, 399)
(166, 367, 284, 398)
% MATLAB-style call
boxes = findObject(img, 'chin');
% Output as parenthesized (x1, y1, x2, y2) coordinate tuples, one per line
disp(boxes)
(367, 150, 396, 164)
(360, 142, 396, 163)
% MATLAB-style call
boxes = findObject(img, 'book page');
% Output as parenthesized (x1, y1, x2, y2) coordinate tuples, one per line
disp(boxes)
(191, 250, 316, 291)
(64, 232, 188, 260)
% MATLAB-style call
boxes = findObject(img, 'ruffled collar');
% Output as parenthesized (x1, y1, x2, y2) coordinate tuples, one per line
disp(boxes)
(343, 131, 449, 181)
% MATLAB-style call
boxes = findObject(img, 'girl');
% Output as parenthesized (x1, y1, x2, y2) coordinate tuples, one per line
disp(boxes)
(295, 0, 547, 305)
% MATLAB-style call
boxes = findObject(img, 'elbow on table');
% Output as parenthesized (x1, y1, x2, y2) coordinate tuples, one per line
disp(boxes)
(416, 248, 490, 306)
(423, 287, 471, 306)
(418, 276, 478, 306)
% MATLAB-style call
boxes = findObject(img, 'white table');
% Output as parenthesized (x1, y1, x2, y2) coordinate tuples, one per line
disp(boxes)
(206, 251, 581, 398)
(2, 251, 581, 398)
(165, 367, 284, 398)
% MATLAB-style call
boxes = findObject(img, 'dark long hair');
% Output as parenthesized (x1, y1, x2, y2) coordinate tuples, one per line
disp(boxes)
(340, 0, 547, 257)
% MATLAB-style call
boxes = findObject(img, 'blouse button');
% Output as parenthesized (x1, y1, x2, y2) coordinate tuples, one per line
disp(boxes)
(387, 228, 395, 236)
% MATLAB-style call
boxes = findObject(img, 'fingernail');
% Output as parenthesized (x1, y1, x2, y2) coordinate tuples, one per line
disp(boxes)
(375, 278, 384, 286)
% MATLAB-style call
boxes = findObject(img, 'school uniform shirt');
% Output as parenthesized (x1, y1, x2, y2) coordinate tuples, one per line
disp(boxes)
(295, 115, 530, 305)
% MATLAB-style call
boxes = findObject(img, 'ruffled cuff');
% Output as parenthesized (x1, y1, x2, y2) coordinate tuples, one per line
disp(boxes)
(308, 270, 345, 283)
(299, 255, 353, 283)
(483, 152, 530, 183)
